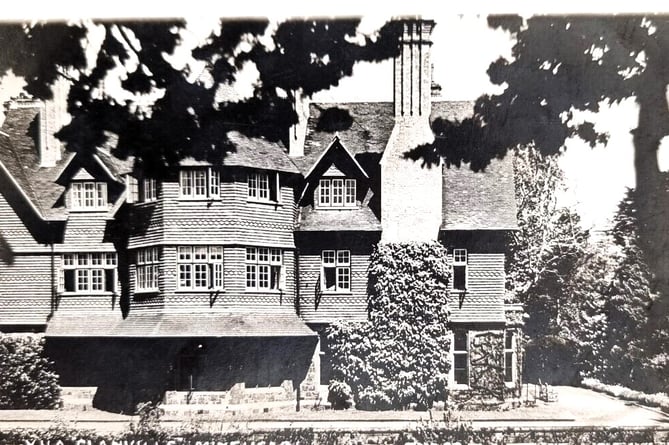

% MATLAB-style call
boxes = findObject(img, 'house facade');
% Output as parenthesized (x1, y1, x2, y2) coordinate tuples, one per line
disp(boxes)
(0, 19, 523, 411)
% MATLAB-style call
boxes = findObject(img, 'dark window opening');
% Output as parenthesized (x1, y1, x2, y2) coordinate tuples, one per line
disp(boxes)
(453, 265, 466, 290)
(324, 268, 336, 290)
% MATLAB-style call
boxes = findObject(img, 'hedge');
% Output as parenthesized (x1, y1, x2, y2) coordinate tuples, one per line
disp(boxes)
(582, 377, 669, 413)
(0, 334, 61, 409)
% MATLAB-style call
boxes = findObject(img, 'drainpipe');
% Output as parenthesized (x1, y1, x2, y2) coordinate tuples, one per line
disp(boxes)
(49, 222, 56, 319)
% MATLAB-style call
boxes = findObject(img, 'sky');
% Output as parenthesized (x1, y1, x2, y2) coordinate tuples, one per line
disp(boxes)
(2, 10, 668, 230)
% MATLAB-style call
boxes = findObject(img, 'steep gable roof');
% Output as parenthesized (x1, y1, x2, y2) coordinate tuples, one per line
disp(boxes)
(304, 135, 369, 179)
(299, 100, 519, 231)
(0, 106, 67, 220)
(222, 131, 299, 174)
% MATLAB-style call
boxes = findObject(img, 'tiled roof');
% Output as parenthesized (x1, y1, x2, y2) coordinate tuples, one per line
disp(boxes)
(442, 156, 518, 230)
(95, 137, 134, 180)
(0, 106, 67, 219)
(448, 292, 506, 324)
(45, 310, 316, 337)
(298, 100, 518, 231)
(223, 131, 299, 174)
(298, 206, 381, 231)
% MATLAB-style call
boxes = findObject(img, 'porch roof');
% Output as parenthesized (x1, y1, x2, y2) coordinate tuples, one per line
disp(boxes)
(45, 311, 316, 338)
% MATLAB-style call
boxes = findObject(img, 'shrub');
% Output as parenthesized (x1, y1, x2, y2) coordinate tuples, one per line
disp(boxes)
(0, 334, 61, 409)
(581, 378, 669, 413)
(328, 242, 451, 410)
(327, 380, 352, 410)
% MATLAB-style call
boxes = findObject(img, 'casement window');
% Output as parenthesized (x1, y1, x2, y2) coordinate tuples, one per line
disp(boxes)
(126, 176, 159, 204)
(452, 330, 469, 386)
(136, 247, 160, 292)
(504, 331, 516, 384)
(179, 168, 220, 199)
(70, 182, 107, 210)
(247, 171, 279, 202)
(321, 250, 351, 292)
(452, 248, 467, 291)
(245, 247, 284, 291)
(60, 253, 117, 294)
(317, 178, 356, 208)
(177, 246, 224, 290)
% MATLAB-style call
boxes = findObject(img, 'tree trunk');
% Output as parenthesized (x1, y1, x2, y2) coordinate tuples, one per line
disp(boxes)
(632, 79, 669, 325)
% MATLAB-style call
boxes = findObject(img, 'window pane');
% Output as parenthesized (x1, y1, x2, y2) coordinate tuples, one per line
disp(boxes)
(179, 264, 192, 288)
(453, 265, 466, 290)
(336, 250, 350, 265)
(270, 249, 282, 264)
(322, 250, 335, 264)
(91, 269, 104, 291)
(194, 264, 208, 288)
(345, 179, 356, 205)
(324, 268, 336, 291)
(210, 169, 220, 197)
(332, 179, 343, 205)
(180, 170, 192, 196)
(258, 173, 269, 199)
(454, 249, 467, 263)
(258, 248, 269, 263)
(193, 246, 207, 261)
(319, 179, 330, 206)
(178, 246, 192, 261)
(63, 254, 74, 266)
(246, 248, 256, 262)
(96, 183, 106, 207)
(505, 331, 514, 350)
(270, 265, 281, 289)
(212, 263, 223, 288)
(336, 267, 350, 290)
(210, 246, 223, 260)
(77, 254, 89, 266)
(194, 170, 207, 196)
(454, 353, 469, 385)
(454, 331, 468, 351)
(248, 174, 257, 198)
(246, 264, 257, 288)
(106, 253, 117, 265)
(76, 269, 89, 291)
(505, 351, 514, 382)
(258, 264, 270, 289)
(91, 253, 103, 265)
(64, 270, 75, 292)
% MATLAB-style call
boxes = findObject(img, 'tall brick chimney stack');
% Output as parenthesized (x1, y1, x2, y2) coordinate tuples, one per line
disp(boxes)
(39, 76, 70, 167)
(381, 18, 441, 243)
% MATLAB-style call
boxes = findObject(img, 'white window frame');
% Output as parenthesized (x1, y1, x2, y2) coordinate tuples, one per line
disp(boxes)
(321, 250, 351, 293)
(136, 247, 160, 292)
(317, 178, 356, 208)
(504, 330, 516, 386)
(247, 171, 280, 203)
(142, 178, 157, 202)
(60, 253, 117, 294)
(451, 330, 470, 388)
(245, 247, 284, 291)
(452, 248, 468, 291)
(177, 246, 224, 290)
(179, 168, 220, 200)
(70, 181, 108, 210)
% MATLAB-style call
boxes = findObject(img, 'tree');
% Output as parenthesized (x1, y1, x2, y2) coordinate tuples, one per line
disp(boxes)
(509, 146, 587, 338)
(407, 15, 669, 322)
(0, 19, 401, 174)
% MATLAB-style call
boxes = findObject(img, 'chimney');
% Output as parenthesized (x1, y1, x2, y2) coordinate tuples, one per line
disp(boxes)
(38, 76, 70, 167)
(288, 89, 309, 157)
(394, 19, 435, 119)
(381, 18, 441, 243)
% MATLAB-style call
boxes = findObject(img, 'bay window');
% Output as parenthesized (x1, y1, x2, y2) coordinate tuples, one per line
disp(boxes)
(179, 168, 220, 199)
(177, 246, 223, 290)
(136, 247, 160, 292)
(245, 247, 284, 291)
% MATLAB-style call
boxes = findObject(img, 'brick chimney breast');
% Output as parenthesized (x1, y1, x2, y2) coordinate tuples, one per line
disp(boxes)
(381, 18, 441, 243)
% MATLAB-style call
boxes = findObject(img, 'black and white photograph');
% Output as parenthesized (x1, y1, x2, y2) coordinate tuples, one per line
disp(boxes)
(0, 3, 668, 443)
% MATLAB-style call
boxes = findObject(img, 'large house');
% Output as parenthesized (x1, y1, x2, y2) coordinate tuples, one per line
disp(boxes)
(0, 19, 523, 411)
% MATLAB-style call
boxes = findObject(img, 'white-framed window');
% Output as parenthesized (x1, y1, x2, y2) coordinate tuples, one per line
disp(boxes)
(452, 330, 469, 386)
(142, 178, 157, 202)
(247, 171, 279, 203)
(136, 247, 160, 292)
(70, 182, 107, 210)
(317, 178, 356, 208)
(321, 250, 351, 292)
(177, 246, 223, 290)
(452, 248, 467, 291)
(504, 331, 516, 384)
(60, 252, 117, 294)
(179, 168, 220, 199)
(245, 247, 284, 291)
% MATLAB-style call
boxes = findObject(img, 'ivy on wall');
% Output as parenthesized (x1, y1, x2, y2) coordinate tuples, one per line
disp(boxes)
(328, 242, 452, 410)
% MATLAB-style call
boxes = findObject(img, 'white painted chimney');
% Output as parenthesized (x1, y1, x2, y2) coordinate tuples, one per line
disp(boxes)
(39, 76, 70, 167)
(381, 19, 442, 243)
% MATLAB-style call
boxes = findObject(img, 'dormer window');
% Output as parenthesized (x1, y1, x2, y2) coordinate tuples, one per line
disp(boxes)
(179, 168, 220, 200)
(248, 171, 280, 203)
(70, 181, 107, 210)
(317, 178, 356, 208)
